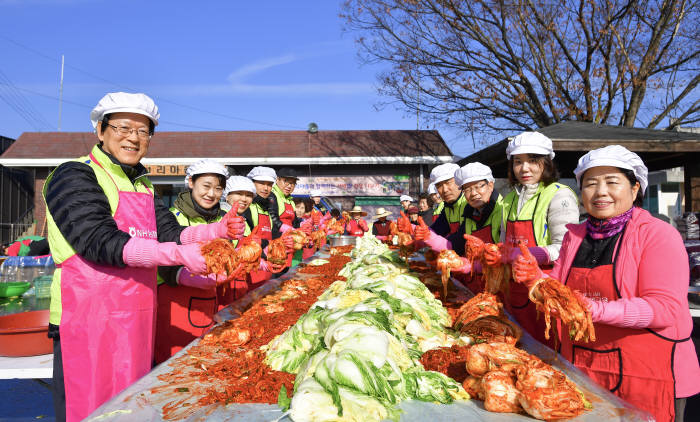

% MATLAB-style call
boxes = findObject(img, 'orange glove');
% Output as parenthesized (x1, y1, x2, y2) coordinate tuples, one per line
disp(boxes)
(397, 211, 413, 234)
(482, 243, 504, 267)
(511, 243, 544, 287)
(413, 216, 430, 240)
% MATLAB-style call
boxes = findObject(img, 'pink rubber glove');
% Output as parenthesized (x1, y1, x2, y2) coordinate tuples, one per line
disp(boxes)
(375, 235, 388, 241)
(452, 257, 472, 274)
(177, 267, 218, 290)
(259, 259, 286, 274)
(506, 246, 550, 265)
(122, 237, 206, 274)
(422, 231, 451, 252)
(320, 212, 332, 224)
(180, 209, 246, 244)
(280, 223, 293, 233)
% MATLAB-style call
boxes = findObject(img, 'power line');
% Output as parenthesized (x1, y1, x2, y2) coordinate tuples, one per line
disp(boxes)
(6, 84, 242, 131)
(0, 69, 54, 131)
(1, 36, 305, 130)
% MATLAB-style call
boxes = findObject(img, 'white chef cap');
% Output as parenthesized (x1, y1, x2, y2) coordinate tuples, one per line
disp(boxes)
(506, 132, 555, 160)
(310, 189, 322, 197)
(224, 175, 256, 197)
(247, 166, 277, 183)
(428, 183, 438, 195)
(574, 145, 648, 194)
(90, 92, 160, 129)
(429, 163, 460, 184)
(185, 159, 229, 184)
(399, 195, 414, 202)
(455, 162, 494, 187)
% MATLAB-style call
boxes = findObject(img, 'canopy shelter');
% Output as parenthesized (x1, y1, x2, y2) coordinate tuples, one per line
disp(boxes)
(457, 121, 700, 212)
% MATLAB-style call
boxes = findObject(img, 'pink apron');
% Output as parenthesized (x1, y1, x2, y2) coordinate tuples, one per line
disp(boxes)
(59, 153, 158, 422)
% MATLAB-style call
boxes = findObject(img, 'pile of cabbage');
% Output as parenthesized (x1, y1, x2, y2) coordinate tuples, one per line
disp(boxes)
(264, 234, 471, 422)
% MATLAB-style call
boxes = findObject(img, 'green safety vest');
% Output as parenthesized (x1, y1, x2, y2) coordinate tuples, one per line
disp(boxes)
(442, 194, 468, 225)
(463, 194, 503, 243)
(500, 182, 576, 246)
(271, 184, 295, 217)
(433, 201, 444, 217)
(156, 206, 225, 285)
(43, 145, 155, 325)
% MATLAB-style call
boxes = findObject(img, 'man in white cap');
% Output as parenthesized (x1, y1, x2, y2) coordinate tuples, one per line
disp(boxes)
(270, 167, 305, 233)
(154, 158, 230, 364)
(399, 194, 414, 211)
(415, 163, 466, 247)
(415, 162, 504, 293)
(43, 92, 246, 421)
(428, 182, 443, 221)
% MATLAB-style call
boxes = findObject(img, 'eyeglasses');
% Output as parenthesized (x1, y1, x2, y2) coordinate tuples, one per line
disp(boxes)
(105, 123, 151, 139)
(280, 178, 297, 186)
(462, 181, 488, 196)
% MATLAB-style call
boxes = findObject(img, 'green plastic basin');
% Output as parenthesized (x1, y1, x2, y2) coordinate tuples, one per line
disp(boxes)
(0, 282, 31, 298)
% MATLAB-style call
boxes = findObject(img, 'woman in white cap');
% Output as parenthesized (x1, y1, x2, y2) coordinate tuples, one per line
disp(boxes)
(428, 182, 443, 222)
(399, 194, 414, 211)
(154, 159, 231, 364)
(43, 92, 245, 421)
(415, 163, 466, 247)
(371, 207, 393, 242)
(345, 206, 369, 236)
(494, 131, 579, 346)
(310, 189, 327, 213)
(512, 145, 700, 422)
(416, 162, 503, 293)
(221, 176, 289, 301)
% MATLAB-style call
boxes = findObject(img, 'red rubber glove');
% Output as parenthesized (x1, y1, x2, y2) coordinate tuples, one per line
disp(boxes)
(282, 235, 295, 254)
(300, 219, 313, 235)
(180, 201, 246, 243)
(481, 244, 503, 267)
(260, 259, 287, 274)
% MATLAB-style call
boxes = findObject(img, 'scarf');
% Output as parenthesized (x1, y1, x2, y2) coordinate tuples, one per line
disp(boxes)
(586, 207, 634, 240)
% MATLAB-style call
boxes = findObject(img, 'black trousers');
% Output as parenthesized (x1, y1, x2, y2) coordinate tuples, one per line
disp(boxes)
(52, 338, 66, 422)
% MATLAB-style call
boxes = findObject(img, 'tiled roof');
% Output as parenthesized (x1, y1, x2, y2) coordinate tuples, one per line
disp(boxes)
(1, 130, 452, 160)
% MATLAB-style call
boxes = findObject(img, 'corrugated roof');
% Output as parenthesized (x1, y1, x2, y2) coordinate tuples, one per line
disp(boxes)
(0, 130, 452, 161)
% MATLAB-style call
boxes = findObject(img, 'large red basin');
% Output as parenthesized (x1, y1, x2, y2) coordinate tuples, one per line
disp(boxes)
(0, 310, 52, 356)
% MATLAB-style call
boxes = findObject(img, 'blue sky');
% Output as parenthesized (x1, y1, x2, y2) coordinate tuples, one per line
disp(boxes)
(0, 0, 472, 156)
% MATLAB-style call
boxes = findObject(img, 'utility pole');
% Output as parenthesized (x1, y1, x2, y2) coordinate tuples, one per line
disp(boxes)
(58, 54, 64, 131)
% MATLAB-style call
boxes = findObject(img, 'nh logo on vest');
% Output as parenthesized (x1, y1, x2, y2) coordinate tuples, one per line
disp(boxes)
(128, 226, 157, 239)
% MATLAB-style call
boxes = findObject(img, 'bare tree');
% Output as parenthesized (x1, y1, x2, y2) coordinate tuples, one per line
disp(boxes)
(341, 0, 700, 138)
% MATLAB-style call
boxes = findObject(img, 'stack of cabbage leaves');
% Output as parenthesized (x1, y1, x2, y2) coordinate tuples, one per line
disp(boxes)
(265, 235, 470, 422)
